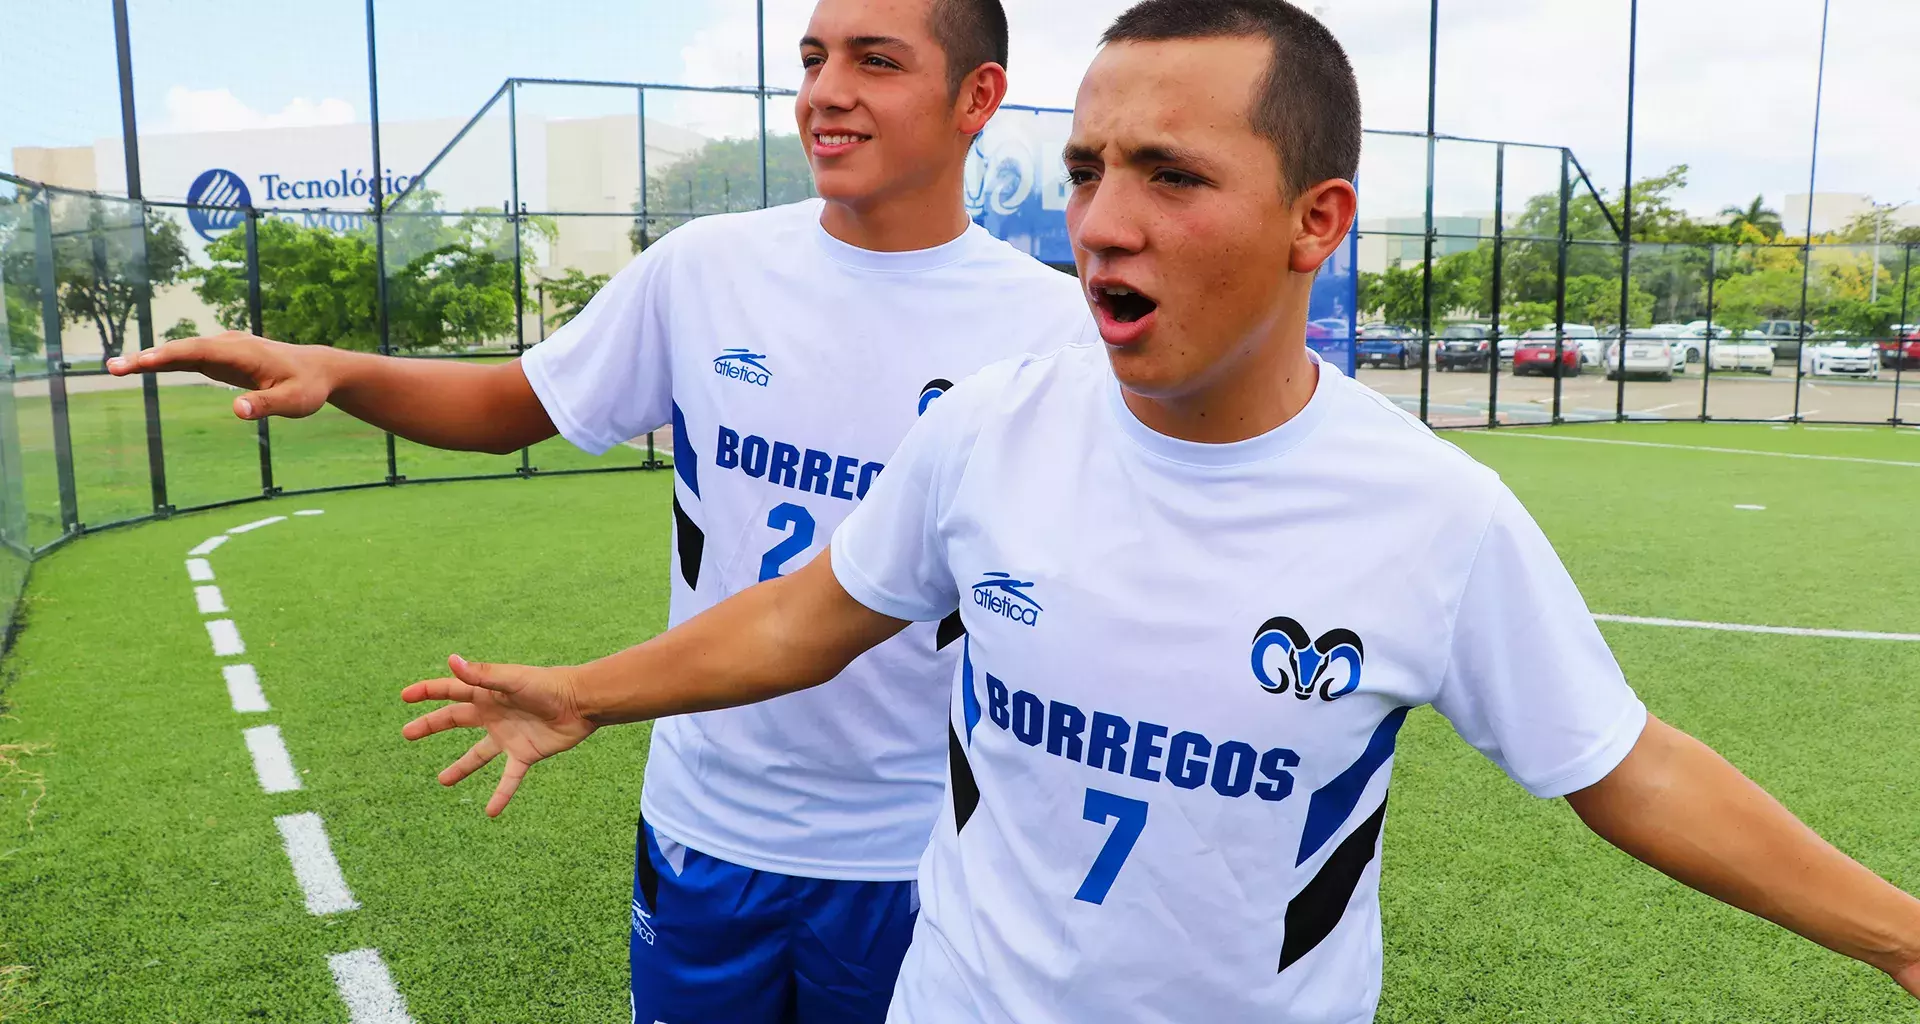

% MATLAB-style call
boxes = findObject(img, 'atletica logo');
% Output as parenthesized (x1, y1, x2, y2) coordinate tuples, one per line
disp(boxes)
(631, 898, 656, 946)
(1251, 616, 1365, 702)
(918, 378, 953, 416)
(973, 572, 1042, 627)
(713, 349, 771, 387)
(185, 169, 251, 242)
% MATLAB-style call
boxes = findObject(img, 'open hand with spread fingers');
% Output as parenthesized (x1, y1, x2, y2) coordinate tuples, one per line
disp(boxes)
(401, 654, 597, 817)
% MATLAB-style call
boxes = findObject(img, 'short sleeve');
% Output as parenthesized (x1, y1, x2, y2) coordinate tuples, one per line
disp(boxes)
(520, 236, 678, 455)
(1431, 488, 1649, 798)
(830, 364, 1007, 623)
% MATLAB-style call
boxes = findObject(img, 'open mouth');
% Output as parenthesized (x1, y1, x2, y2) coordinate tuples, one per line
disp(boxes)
(1094, 284, 1158, 325)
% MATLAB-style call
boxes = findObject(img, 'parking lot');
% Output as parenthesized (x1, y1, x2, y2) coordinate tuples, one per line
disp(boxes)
(1355, 363, 1919, 427)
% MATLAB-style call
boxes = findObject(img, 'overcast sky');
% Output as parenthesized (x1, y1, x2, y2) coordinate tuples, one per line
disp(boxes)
(6, 0, 1915, 221)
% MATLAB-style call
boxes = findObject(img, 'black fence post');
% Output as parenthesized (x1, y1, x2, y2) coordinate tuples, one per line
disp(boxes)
(1416, 0, 1438, 425)
(244, 207, 275, 494)
(1699, 244, 1716, 421)
(1615, 0, 1638, 422)
(1893, 243, 1912, 426)
(756, 0, 769, 210)
(366, 0, 399, 485)
(113, 0, 169, 516)
(1552, 149, 1570, 425)
(637, 87, 651, 251)
(1486, 144, 1505, 429)
(33, 195, 80, 534)
(1791, 0, 1832, 425)
(509, 81, 532, 478)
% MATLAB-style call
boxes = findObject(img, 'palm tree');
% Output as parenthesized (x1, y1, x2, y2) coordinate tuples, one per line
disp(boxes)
(1720, 195, 1785, 241)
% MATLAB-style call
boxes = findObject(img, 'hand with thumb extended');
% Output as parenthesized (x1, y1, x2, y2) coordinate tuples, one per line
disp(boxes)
(401, 654, 596, 817)
(105, 331, 332, 421)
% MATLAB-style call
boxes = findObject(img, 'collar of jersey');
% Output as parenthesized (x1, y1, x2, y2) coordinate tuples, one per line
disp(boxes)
(1105, 350, 1337, 469)
(810, 209, 984, 273)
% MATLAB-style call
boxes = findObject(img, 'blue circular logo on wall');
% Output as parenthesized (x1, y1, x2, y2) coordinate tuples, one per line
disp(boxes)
(186, 169, 251, 241)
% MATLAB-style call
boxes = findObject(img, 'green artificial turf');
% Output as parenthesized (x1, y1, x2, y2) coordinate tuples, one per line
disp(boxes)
(0, 422, 1915, 1022)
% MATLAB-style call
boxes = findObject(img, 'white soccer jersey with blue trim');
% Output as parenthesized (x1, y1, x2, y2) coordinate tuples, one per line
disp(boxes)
(830, 343, 1648, 1022)
(524, 200, 1093, 880)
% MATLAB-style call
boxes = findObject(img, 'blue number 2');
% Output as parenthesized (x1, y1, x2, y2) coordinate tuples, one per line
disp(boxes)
(758, 503, 816, 582)
(1074, 788, 1149, 905)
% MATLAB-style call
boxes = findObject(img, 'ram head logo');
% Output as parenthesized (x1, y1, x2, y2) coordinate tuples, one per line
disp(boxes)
(1251, 616, 1365, 702)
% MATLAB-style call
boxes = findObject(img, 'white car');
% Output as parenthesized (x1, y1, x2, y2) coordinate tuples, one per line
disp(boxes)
(1670, 323, 1732, 366)
(1706, 336, 1775, 374)
(1605, 338, 1687, 381)
(1801, 342, 1880, 379)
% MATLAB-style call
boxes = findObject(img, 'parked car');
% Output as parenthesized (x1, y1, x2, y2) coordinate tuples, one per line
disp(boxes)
(1605, 338, 1686, 381)
(1878, 327, 1920, 370)
(1801, 342, 1880, 379)
(1706, 336, 1775, 374)
(1670, 323, 1732, 366)
(1435, 325, 1494, 371)
(1512, 333, 1582, 377)
(1355, 324, 1423, 369)
(1756, 319, 1812, 363)
(1309, 317, 1351, 339)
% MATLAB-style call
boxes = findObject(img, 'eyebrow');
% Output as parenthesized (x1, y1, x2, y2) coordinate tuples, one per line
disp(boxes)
(1062, 141, 1219, 174)
(800, 34, 915, 50)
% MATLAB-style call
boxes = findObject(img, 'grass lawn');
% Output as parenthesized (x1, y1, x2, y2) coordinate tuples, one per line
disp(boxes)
(0, 422, 1916, 1021)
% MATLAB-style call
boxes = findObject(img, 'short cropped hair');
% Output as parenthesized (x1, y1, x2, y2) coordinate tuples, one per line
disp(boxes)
(1102, 0, 1362, 195)
(929, 0, 1010, 96)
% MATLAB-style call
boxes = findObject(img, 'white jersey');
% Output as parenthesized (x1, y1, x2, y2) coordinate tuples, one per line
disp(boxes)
(523, 199, 1094, 880)
(830, 343, 1648, 1022)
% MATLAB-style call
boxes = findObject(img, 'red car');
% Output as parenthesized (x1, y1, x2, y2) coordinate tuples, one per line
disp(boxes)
(1513, 338, 1581, 377)
(1879, 329, 1920, 370)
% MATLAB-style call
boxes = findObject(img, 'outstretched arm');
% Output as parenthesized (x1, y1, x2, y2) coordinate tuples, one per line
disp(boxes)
(1567, 715, 1920, 997)
(107, 332, 556, 454)
(400, 549, 909, 815)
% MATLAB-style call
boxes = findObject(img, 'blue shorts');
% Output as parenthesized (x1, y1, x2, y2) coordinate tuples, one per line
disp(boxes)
(630, 816, 918, 1024)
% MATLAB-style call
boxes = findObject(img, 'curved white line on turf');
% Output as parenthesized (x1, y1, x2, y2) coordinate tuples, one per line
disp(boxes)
(186, 558, 214, 582)
(194, 585, 227, 614)
(206, 619, 246, 656)
(1483, 432, 1920, 468)
(228, 515, 288, 534)
(189, 535, 228, 556)
(328, 949, 416, 1024)
(224, 664, 270, 713)
(274, 812, 359, 915)
(244, 725, 303, 793)
(1593, 614, 1920, 642)
(294, 509, 325, 516)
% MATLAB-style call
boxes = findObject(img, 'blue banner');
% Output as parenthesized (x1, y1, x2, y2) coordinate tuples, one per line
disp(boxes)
(967, 105, 1357, 376)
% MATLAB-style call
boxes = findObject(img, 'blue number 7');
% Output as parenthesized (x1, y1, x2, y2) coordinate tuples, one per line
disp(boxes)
(1074, 788, 1149, 905)
(758, 503, 816, 582)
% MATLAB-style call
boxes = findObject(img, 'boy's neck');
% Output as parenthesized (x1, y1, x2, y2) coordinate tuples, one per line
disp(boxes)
(1124, 329, 1319, 446)
(818, 172, 973, 253)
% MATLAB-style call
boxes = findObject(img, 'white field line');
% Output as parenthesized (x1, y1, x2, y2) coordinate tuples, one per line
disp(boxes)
(294, 509, 326, 517)
(205, 619, 245, 657)
(328, 949, 415, 1024)
(193, 585, 227, 614)
(228, 515, 287, 535)
(243, 725, 303, 793)
(186, 558, 214, 582)
(1593, 614, 1920, 643)
(274, 812, 359, 915)
(1484, 432, 1920, 468)
(224, 664, 270, 713)
(189, 535, 228, 556)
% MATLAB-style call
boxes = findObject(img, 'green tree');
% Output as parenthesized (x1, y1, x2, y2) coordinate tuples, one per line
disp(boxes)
(1357, 263, 1424, 326)
(192, 200, 543, 352)
(539, 268, 610, 331)
(3, 288, 40, 358)
(162, 318, 199, 341)
(1719, 195, 1785, 241)
(47, 206, 190, 365)
(193, 217, 379, 350)
(631, 134, 817, 250)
